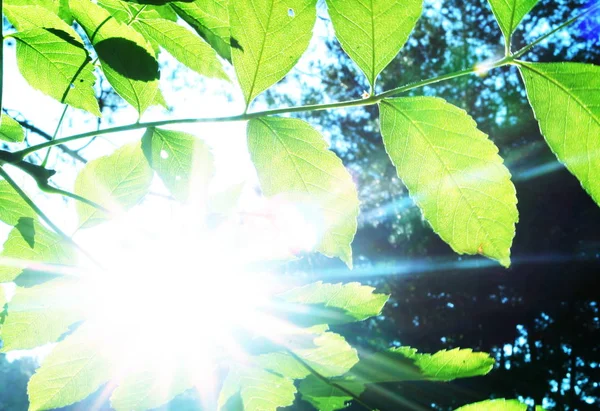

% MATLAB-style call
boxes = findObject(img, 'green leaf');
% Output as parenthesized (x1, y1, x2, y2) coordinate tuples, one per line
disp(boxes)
(135, 18, 228, 80)
(230, 0, 317, 106)
(455, 399, 528, 411)
(278, 282, 389, 325)
(74, 141, 154, 228)
(0, 180, 34, 226)
(1, 279, 86, 351)
(99, 0, 177, 22)
(218, 366, 297, 411)
(247, 117, 359, 266)
(70, 0, 165, 115)
(326, 0, 422, 89)
(13, 27, 100, 116)
(172, 0, 232, 61)
(379, 97, 518, 267)
(27, 326, 113, 411)
(0, 218, 75, 282)
(256, 331, 359, 379)
(350, 347, 495, 383)
(0, 115, 25, 143)
(519, 61, 600, 207)
(110, 365, 195, 411)
(141, 127, 215, 203)
(3, 4, 78, 38)
(298, 375, 363, 411)
(487, 0, 539, 41)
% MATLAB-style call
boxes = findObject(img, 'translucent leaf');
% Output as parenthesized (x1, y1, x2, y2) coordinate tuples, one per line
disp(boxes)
(1, 279, 86, 351)
(256, 331, 359, 379)
(70, 0, 164, 115)
(379, 97, 518, 267)
(326, 0, 422, 89)
(74, 142, 153, 228)
(4, 0, 71, 23)
(0, 218, 75, 282)
(0, 180, 34, 227)
(0, 115, 25, 143)
(350, 347, 495, 383)
(135, 18, 228, 80)
(172, 0, 232, 61)
(218, 366, 296, 411)
(13, 27, 100, 116)
(487, 0, 539, 40)
(98, 0, 177, 22)
(27, 326, 113, 411)
(3, 4, 79, 39)
(278, 282, 388, 325)
(519, 62, 600, 207)
(298, 375, 363, 411)
(247, 117, 359, 266)
(142, 127, 215, 203)
(455, 399, 528, 411)
(230, 0, 317, 106)
(110, 365, 195, 411)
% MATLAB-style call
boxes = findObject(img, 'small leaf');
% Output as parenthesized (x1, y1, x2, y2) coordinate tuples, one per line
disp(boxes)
(0, 180, 34, 226)
(13, 27, 100, 116)
(230, 0, 317, 106)
(298, 375, 364, 411)
(326, 0, 422, 89)
(350, 347, 495, 383)
(278, 282, 389, 325)
(519, 61, 600, 207)
(487, 0, 539, 41)
(135, 18, 228, 80)
(379, 97, 518, 267)
(27, 326, 113, 411)
(218, 366, 297, 411)
(0, 115, 25, 143)
(142, 127, 215, 203)
(172, 0, 232, 61)
(256, 331, 359, 379)
(0, 218, 75, 282)
(70, 0, 164, 115)
(1, 279, 86, 351)
(74, 142, 153, 228)
(455, 399, 528, 411)
(248, 117, 359, 266)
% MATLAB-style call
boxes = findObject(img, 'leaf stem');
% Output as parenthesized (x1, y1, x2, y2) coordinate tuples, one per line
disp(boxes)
(512, 2, 600, 59)
(41, 105, 69, 167)
(10, 3, 597, 160)
(284, 348, 375, 411)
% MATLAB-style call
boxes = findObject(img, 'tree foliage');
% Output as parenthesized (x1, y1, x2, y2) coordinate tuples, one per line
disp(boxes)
(0, 0, 598, 410)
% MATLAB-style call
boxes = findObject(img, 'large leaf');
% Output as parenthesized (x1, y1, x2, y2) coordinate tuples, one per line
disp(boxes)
(27, 326, 113, 411)
(70, 0, 164, 115)
(0, 180, 34, 227)
(326, 0, 422, 89)
(142, 127, 214, 203)
(519, 61, 600, 207)
(487, 0, 539, 42)
(13, 27, 99, 115)
(171, 0, 232, 61)
(3, 3, 78, 37)
(455, 399, 528, 411)
(298, 376, 363, 411)
(379, 97, 518, 267)
(110, 365, 195, 411)
(74, 142, 154, 228)
(256, 331, 359, 379)
(0, 218, 75, 282)
(135, 18, 228, 80)
(0, 115, 25, 143)
(230, 0, 317, 106)
(278, 282, 388, 325)
(1, 279, 86, 351)
(247, 117, 359, 266)
(349, 347, 495, 383)
(218, 366, 297, 411)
